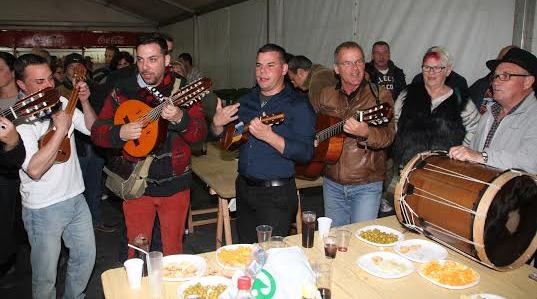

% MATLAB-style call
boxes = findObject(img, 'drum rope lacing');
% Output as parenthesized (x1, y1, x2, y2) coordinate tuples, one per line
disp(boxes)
(397, 162, 491, 249)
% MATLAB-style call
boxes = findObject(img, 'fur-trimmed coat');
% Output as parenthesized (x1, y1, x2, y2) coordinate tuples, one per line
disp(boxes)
(392, 83, 469, 167)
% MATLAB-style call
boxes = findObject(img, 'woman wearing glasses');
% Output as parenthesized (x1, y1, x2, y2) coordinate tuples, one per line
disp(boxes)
(391, 46, 479, 172)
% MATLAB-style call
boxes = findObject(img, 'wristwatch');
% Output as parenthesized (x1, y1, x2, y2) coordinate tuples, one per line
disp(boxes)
(481, 151, 488, 163)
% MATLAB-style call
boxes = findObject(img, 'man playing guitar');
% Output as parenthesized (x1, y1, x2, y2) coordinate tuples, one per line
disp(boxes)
(14, 53, 96, 299)
(315, 41, 395, 226)
(91, 33, 207, 258)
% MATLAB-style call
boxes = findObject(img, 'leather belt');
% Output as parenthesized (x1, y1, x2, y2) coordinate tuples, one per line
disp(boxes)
(241, 176, 293, 187)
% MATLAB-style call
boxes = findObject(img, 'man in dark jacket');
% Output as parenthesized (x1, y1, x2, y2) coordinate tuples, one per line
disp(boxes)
(0, 117, 25, 287)
(365, 41, 406, 100)
(211, 44, 315, 243)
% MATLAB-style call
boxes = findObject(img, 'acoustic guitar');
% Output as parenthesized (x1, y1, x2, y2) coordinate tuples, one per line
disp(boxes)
(295, 103, 391, 180)
(115, 77, 212, 157)
(0, 87, 60, 124)
(39, 65, 87, 163)
(220, 112, 285, 151)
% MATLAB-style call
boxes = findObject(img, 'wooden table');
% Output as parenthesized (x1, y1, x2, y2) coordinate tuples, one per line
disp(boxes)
(101, 216, 537, 299)
(191, 142, 323, 248)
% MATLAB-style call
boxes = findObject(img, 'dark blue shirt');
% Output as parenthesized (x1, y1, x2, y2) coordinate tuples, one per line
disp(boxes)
(238, 84, 315, 180)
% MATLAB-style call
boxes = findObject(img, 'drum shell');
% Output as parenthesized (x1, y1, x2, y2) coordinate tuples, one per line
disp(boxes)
(395, 151, 537, 271)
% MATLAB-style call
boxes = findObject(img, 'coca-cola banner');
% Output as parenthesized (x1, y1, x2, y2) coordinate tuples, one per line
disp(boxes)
(0, 30, 141, 48)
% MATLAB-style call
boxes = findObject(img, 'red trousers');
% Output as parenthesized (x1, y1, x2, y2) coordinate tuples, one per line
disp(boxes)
(123, 190, 190, 258)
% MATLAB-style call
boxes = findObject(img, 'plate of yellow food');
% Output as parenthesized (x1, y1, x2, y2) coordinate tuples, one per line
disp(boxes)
(355, 225, 404, 247)
(357, 251, 414, 279)
(162, 254, 207, 282)
(394, 239, 448, 263)
(216, 244, 254, 270)
(176, 276, 231, 299)
(418, 260, 480, 289)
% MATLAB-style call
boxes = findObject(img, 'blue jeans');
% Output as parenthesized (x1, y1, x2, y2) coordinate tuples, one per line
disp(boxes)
(323, 177, 383, 227)
(78, 142, 105, 226)
(22, 194, 96, 299)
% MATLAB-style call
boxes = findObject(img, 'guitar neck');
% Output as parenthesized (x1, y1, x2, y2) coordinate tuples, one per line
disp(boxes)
(316, 110, 371, 143)
(0, 107, 17, 123)
(64, 86, 80, 116)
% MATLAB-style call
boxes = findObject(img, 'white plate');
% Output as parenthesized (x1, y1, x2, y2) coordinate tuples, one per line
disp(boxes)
(394, 239, 448, 263)
(355, 225, 405, 247)
(161, 254, 207, 282)
(176, 276, 231, 299)
(215, 244, 255, 270)
(357, 251, 415, 279)
(418, 260, 480, 290)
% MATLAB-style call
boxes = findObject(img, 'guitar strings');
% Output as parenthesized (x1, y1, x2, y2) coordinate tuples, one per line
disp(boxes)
(136, 78, 207, 125)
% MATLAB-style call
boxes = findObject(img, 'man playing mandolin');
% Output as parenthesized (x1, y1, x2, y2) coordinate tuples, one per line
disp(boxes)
(91, 33, 207, 258)
(14, 53, 97, 299)
(315, 41, 395, 226)
(211, 43, 316, 243)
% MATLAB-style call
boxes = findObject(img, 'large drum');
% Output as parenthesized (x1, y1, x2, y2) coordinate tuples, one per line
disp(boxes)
(395, 151, 537, 271)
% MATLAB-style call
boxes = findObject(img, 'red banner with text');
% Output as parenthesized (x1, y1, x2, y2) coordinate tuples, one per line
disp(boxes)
(0, 31, 141, 48)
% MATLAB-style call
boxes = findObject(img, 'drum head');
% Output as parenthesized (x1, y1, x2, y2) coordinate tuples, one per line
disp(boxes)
(483, 175, 537, 267)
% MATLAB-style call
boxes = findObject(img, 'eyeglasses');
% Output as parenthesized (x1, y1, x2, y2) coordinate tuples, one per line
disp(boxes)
(491, 73, 531, 81)
(422, 65, 447, 73)
(338, 59, 364, 68)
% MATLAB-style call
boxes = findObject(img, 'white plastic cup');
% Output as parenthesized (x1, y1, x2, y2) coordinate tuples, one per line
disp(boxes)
(317, 217, 333, 239)
(124, 258, 144, 289)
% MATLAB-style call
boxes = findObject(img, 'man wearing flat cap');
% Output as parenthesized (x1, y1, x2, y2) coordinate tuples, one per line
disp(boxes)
(450, 48, 537, 173)
(59, 53, 114, 233)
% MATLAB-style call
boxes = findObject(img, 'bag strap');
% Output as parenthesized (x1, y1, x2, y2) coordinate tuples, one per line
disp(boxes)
(137, 155, 154, 179)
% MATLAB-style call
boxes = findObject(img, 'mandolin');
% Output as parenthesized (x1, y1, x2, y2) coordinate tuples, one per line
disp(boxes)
(295, 103, 391, 180)
(0, 87, 60, 124)
(39, 64, 87, 163)
(220, 112, 285, 151)
(115, 77, 212, 157)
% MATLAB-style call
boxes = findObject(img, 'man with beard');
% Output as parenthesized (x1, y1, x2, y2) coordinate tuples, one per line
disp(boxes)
(91, 33, 207, 257)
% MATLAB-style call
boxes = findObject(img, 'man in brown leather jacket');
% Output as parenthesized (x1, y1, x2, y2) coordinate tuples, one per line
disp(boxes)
(315, 41, 395, 226)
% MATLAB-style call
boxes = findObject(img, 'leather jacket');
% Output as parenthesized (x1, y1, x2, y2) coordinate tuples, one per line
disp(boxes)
(316, 81, 395, 185)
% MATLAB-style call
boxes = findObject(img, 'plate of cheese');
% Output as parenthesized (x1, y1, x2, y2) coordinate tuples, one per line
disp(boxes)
(357, 251, 414, 279)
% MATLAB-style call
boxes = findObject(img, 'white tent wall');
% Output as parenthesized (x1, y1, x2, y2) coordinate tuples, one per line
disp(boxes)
(162, 19, 195, 58)
(354, 0, 514, 86)
(162, 0, 516, 89)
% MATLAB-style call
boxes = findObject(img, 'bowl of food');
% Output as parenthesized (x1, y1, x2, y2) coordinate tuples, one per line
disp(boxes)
(418, 260, 480, 289)
(162, 254, 207, 282)
(215, 244, 254, 271)
(176, 276, 231, 299)
(355, 225, 404, 246)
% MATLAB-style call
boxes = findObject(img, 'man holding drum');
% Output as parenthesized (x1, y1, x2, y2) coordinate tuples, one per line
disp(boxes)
(450, 48, 537, 173)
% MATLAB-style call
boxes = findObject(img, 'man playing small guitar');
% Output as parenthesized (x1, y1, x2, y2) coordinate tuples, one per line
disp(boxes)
(314, 42, 395, 227)
(14, 53, 96, 299)
(211, 44, 315, 243)
(91, 33, 207, 258)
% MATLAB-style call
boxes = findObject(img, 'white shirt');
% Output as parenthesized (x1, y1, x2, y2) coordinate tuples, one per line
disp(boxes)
(16, 97, 90, 209)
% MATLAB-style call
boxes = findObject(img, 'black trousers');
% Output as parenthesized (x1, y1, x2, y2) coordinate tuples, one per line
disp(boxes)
(236, 175, 298, 244)
(0, 177, 25, 266)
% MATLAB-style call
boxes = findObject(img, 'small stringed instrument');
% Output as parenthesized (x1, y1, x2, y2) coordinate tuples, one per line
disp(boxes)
(0, 87, 60, 124)
(115, 77, 212, 157)
(296, 103, 391, 180)
(39, 64, 87, 163)
(220, 112, 285, 151)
